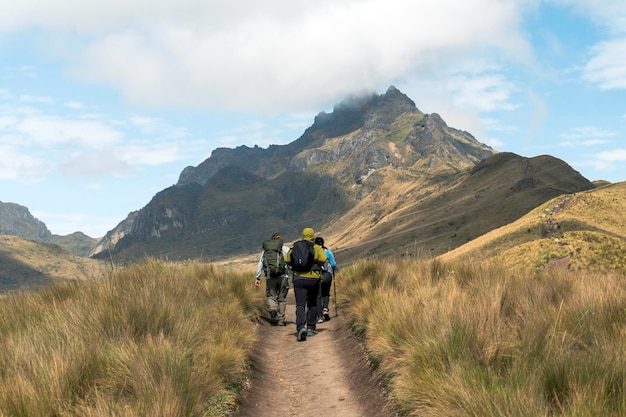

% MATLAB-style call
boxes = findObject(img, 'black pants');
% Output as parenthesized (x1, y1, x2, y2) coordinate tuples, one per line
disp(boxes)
(316, 279, 332, 315)
(293, 277, 319, 332)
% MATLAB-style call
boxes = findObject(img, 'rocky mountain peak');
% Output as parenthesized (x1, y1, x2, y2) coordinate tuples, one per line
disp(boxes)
(0, 201, 51, 241)
(94, 86, 584, 263)
(309, 85, 418, 138)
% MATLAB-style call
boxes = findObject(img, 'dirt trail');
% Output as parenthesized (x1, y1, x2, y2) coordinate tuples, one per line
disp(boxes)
(235, 292, 394, 417)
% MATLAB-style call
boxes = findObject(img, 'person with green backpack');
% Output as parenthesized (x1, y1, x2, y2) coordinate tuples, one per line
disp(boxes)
(255, 232, 291, 326)
(284, 227, 327, 341)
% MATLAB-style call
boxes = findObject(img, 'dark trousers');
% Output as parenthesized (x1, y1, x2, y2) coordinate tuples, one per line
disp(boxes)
(293, 277, 319, 331)
(316, 279, 332, 315)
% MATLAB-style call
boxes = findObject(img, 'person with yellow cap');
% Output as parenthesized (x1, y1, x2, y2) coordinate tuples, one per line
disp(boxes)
(284, 227, 327, 341)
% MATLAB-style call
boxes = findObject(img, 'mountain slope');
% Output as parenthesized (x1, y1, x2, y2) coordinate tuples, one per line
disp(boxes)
(0, 235, 107, 293)
(0, 201, 101, 257)
(438, 180, 626, 272)
(330, 152, 596, 263)
(90, 86, 595, 265)
(0, 201, 51, 241)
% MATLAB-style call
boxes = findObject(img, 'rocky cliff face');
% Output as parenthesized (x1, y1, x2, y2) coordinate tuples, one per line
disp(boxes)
(0, 202, 51, 242)
(90, 86, 592, 263)
(91, 86, 495, 260)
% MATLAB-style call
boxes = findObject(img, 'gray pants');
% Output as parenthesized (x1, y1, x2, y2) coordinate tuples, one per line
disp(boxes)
(266, 274, 289, 323)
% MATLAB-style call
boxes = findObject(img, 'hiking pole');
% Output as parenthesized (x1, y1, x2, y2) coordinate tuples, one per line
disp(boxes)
(332, 269, 338, 317)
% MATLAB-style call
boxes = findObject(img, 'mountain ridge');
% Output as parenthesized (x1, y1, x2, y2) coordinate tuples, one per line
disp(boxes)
(439, 180, 626, 272)
(89, 86, 594, 263)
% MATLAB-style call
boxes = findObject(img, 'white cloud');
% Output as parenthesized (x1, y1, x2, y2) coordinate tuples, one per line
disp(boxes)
(7, 0, 526, 113)
(130, 116, 161, 133)
(59, 150, 133, 177)
(0, 144, 48, 181)
(118, 143, 185, 167)
(559, 126, 616, 142)
(0, 115, 17, 129)
(17, 115, 123, 147)
(449, 73, 519, 112)
(583, 38, 626, 90)
(593, 148, 626, 170)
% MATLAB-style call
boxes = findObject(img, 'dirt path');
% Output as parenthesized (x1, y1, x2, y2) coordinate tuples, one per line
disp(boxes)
(235, 292, 394, 417)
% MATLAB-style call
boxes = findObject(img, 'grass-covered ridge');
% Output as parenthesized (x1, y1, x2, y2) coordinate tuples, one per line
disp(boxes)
(0, 259, 264, 416)
(440, 181, 626, 272)
(339, 259, 626, 416)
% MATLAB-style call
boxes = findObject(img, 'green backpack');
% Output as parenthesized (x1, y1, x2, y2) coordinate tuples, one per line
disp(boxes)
(262, 239, 286, 277)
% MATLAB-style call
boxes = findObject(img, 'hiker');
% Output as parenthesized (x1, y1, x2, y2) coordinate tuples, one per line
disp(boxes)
(255, 232, 291, 326)
(284, 227, 327, 341)
(315, 236, 338, 323)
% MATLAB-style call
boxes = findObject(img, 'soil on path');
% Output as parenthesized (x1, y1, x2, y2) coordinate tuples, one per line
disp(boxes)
(235, 292, 395, 417)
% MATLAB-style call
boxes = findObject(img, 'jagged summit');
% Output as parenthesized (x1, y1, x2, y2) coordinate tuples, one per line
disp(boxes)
(90, 86, 591, 262)
(0, 201, 51, 241)
(178, 86, 420, 187)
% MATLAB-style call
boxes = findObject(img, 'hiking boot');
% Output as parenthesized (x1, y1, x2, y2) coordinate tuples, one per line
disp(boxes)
(269, 310, 278, 325)
(323, 308, 331, 322)
(317, 316, 324, 324)
(297, 327, 308, 342)
(307, 328, 317, 337)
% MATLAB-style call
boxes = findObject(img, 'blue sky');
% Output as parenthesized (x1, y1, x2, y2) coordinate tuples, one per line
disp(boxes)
(1, 0, 625, 237)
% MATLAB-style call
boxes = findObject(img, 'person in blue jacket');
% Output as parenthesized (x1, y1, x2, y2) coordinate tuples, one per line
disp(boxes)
(315, 236, 338, 323)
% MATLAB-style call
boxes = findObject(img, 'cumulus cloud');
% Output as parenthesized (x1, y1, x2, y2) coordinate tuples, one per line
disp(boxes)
(17, 116, 124, 147)
(59, 150, 133, 177)
(449, 73, 519, 112)
(593, 148, 626, 170)
(0, 144, 49, 181)
(583, 38, 626, 90)
(552, 1, 626, 90)
(0, 0, 533, 113)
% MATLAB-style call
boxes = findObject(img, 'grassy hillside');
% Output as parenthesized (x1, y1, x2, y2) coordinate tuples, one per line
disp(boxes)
(326, 153, 594, 265)
(0, 235, 107, 293)
(48, 232, 101, 257)
(2, 257, 622, 416)
(0, 259, 264, 415)
(339, 259, 626, 416)
(439, 180, 626, 272)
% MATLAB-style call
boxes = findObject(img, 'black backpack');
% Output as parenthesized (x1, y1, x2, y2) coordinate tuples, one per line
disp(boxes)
(262, 239, 286, 277)
(290, 240, 315, 272)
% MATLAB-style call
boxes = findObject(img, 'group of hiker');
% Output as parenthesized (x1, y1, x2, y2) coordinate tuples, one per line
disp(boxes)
(255, 227, 338, 342)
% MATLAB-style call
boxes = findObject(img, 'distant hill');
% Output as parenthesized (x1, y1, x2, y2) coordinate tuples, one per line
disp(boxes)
(0, 201, 51, 241)
(333, 152, 596, 263)
(0, 201, 100, 257)
(48, 232, 101, 258)
(438, 181, 626, 272)
(0, 235, 107, 293)
(90, 86, 596, 264)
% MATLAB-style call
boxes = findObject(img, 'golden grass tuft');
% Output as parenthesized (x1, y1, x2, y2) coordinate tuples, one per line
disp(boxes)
(339, 258, 626, 416)
(0, 258, 264, 416)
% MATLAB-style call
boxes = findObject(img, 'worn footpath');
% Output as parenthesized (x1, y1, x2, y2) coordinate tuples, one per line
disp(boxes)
(235, 291, 394, 417)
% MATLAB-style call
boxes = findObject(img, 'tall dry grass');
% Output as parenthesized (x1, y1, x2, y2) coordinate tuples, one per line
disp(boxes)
(0, 258, 264, 416)
(339, 258, 626, 416)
